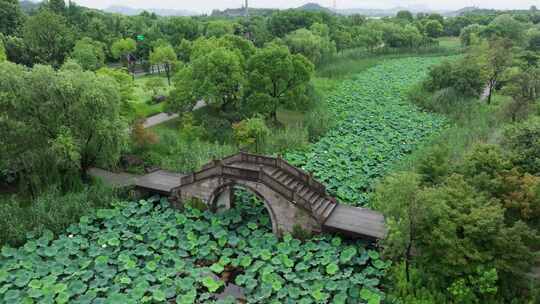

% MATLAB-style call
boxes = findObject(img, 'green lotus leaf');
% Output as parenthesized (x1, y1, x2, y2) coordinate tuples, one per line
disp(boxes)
(152, 289, 167, 302)
(360, 288, 382, 304)
(201, 276, 223, 293)
(339, 247, 357, 264)
(106, 292, 131, 304)
(367, 250, 380, 260)
(210, 263, 224, 274)
(239, 256, 252, 268)
(4, 289, 21, 302)
(1, 246, 17, 258)
(176, 289, 197, 304)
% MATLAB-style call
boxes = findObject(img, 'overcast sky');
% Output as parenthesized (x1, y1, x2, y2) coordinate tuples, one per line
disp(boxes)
(71, 0, 539, 13)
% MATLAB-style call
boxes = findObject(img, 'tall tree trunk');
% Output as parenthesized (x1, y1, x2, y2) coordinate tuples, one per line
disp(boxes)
(487, 79, 495, 105)
(166, 64, 171, 86)
(405, 241, 412, 283)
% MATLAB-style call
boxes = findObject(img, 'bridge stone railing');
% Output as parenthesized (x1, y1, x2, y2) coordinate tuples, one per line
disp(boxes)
(178, 152, 337, 219)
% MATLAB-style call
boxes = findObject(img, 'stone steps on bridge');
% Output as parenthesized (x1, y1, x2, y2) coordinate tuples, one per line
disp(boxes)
(269, 168, 337, 221)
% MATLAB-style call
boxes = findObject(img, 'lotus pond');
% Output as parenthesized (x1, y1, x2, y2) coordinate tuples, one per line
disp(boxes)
(287, 56, 448, 205)
(0, 191, 388, 304)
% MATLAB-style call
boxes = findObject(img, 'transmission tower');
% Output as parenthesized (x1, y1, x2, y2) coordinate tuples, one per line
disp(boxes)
(245, 0, 249, 19)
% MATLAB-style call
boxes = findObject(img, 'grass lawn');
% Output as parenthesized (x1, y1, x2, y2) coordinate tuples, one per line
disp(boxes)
(438, 36, 462, 49)
(149, 117, 182, 135)
(129, 74, 173, 119)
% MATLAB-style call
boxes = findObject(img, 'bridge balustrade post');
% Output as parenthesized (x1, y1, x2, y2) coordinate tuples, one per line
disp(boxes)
(258, 165, 264, 181)
(217, 160, 223, 176)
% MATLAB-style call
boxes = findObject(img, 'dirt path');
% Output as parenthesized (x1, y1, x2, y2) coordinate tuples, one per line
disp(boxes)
(142, 100, 206, 129)
(142, 113, 179, 129)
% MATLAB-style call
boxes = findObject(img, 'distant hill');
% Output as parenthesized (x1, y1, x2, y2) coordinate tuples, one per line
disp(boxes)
(19, 0, 41, 14)
(211, 7, 277, 17)
(104, 5, 198, 16)
(444, 6, 497, 17)
(297, 3, 332, 13)
(337, 5, 442, 17)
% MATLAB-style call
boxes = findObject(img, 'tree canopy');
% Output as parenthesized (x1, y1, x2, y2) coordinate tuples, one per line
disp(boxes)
(70, 37, 105, 71)
(149, 43, 177, 85)
(246, 44, 314, 122)
(0, 61, 127, 194)
(22, 9, 73, 66)
(0, 0, 24, 36)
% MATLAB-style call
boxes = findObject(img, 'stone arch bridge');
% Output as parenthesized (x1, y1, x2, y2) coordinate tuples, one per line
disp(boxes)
(134, 152, 386, 240)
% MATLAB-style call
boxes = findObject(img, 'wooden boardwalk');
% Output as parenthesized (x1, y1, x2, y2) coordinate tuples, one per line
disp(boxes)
(323, 205, 387, 239)
(135, 170, 184, 195)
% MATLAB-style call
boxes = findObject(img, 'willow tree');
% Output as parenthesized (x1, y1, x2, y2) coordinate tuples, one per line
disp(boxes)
(0, 61, 127, 195)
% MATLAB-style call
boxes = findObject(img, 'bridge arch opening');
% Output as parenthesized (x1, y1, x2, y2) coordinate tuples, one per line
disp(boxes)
(208, 183, 279, 235)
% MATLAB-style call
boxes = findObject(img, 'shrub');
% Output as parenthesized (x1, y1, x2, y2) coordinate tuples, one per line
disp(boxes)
(131, 121, 159, 150)
(0, 183, 118, 247)
(304, 99, 335, 141)
(263, 126, 309, 155)
(232, 116, 270, 153)
(423, 58, 485, 99)
(503, 117, 540, 173)
(145, 129, 236, 173)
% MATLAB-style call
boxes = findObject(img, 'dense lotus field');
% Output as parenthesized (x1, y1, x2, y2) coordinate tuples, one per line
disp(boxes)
(287, 57, 448, 205)
(0, 192, 388, 304)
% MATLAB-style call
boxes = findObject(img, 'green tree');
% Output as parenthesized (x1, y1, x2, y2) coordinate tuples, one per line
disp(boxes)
(503, 117, 540, 180)
(168, 65, 197, 113)
(176, 39, 192, 62)
(527, 28, 540, 51)
(415, 175, 536, 302)
(206, 20, 235, 37)
(149, 44, 177, 85)
(481, 39, 513, 104)
(333, 29, 353, 53)
(284, 28, 336, 65)
(396, 10, 414, 22)
(372, 172, 425, 283)
(191, 47, 245, 112)
(484, 14, 527, 44)
(502, 67, 540, 121)
(145, 77, 166, 99)
(111, 38, 136, 67)
(0, 62, 127, 195)
(232, 115, 270, 153)
(170, 46, 245, 116)
(352, 25, 383, 51)
(96, 67, 135, 111)
(424, 20, 444, 38)
(22, 9, 74, 66)
(69, 37, 105, 71)
(0, 39, 6, 62)
(246, 44, 314, 123)
(424, 58, 486, 99)
(460, 24, 485, 47)
(380, 22, 423, 48)
(162, 17, 200, 45)
(0, 0, 24, 36)
(267, 9, 323, 37)
(375, 171, 537, 302)
(1, 35, 31, 65)
(47, 0, 65, 14)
